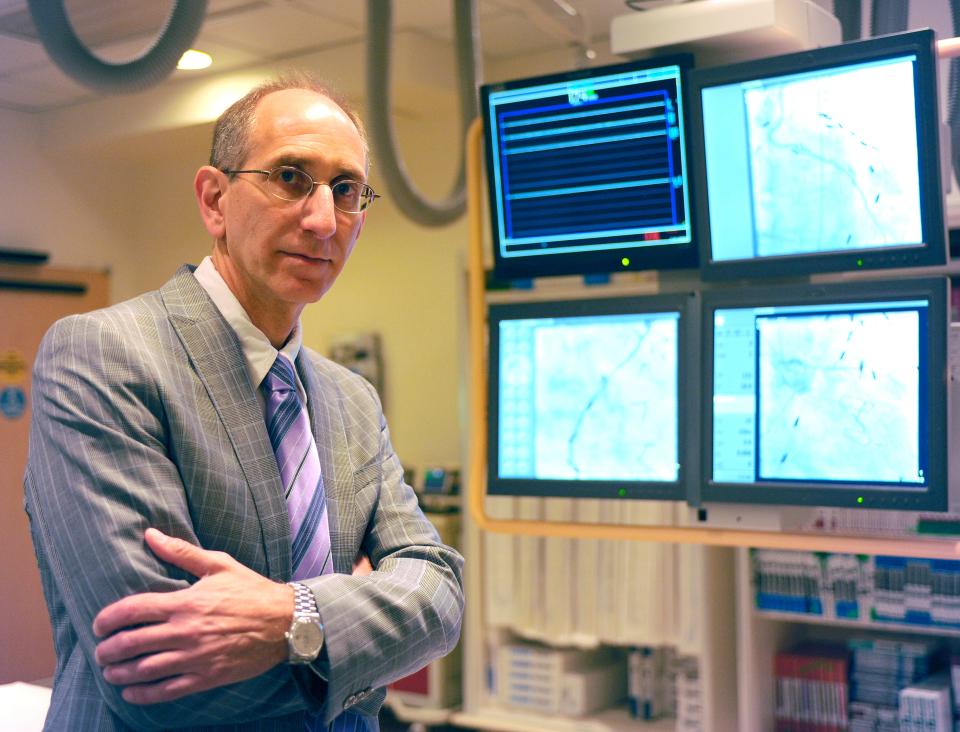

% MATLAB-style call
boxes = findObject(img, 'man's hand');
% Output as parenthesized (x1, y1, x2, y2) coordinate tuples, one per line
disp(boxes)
(93, 528, 294, 705)
(352, 553, 373, 576)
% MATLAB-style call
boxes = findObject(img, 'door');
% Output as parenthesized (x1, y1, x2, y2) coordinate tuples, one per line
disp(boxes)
(0, 265, 109, 684)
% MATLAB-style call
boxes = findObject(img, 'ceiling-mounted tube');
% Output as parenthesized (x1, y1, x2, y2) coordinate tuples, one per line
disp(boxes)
(27, 0, 207, 94)
(949, 0, 960, 187)
(366, 0, 481, 227)
(834, 0, 862, 41)
(870, 0, 909, 36)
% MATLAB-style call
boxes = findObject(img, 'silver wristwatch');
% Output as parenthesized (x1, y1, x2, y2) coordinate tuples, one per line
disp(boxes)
(286, 582, 324, 665)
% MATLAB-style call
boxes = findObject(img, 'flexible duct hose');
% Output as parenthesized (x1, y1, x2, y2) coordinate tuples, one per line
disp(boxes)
(26, 0, 207, 94)
(870, 0, 909, 36)
(366, 0, 481, 227)
(948, 0, 960, 187)
(833, 0, 862, 42)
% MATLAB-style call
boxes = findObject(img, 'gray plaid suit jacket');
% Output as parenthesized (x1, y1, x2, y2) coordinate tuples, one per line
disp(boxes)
(24, 265, 464, 731)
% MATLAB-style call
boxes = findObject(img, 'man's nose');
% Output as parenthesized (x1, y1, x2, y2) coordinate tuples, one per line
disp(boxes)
(299, 184, 338, 237)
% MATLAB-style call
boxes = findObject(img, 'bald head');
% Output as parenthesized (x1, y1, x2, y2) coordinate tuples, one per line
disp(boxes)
(209, 73, 367, 172)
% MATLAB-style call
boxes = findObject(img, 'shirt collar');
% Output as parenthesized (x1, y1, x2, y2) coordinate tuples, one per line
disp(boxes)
(193, 256, 306, 401)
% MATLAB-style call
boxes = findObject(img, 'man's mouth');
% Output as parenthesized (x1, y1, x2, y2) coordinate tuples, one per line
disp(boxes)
(282, 251, 331, 264)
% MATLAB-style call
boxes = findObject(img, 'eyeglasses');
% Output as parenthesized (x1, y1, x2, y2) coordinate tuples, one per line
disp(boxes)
(221, 165, 380, 213)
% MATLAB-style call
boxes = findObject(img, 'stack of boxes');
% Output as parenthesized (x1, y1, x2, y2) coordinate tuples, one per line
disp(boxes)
(773, 642, 848, 732)
(495, 642, 626, 717)
(848, 636, 941, 724)
(898, 673, 953, 731)
(627, 646, 678, 720)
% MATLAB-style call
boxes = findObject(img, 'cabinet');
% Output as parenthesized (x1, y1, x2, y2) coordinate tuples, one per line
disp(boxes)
(454, 497, 739, 732)
(734, 547, 960, 731)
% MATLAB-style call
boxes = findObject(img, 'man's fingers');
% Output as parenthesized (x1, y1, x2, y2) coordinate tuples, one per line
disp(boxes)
(121, 673, 206, 705)
(102, 649, 192, 685)
(144, 528, 232, 577)
(95, 620, 193, 666)
(93, 592, 177, 639)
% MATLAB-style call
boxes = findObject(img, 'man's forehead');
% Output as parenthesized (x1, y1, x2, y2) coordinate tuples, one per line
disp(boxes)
(251, 90, 361, 146)
(245, 88, 367, 172)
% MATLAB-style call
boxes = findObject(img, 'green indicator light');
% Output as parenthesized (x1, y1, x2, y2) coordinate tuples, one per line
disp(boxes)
(618, 488, 626, 497)
(621, 257, 630, 267)
(856, 258, 864, 267)
(857, 496, 864, 504)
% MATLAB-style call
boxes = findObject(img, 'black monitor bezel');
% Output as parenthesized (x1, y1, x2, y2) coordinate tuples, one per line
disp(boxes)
(689, 29, 946, 281)
(701, 276, 949, 511)
(481, 55, 698, 282)
(487, 293, 698, 500)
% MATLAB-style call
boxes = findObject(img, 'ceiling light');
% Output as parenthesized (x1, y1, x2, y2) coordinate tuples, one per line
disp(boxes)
(177, 50, 212, 71)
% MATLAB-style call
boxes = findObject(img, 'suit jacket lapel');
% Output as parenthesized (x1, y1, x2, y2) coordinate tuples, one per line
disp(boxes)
(296, 354, 356, 575)
(160, 265, 292, 581)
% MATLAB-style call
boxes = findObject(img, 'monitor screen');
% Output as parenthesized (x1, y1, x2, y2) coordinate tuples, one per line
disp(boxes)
(702, 277, 948, 510)
(689, 29, 946, 280)
(488, 294, 696, 499)
(481, 56, 697, 280)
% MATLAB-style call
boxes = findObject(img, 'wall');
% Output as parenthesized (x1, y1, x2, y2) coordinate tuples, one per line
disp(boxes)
(0, 107, 130, 276)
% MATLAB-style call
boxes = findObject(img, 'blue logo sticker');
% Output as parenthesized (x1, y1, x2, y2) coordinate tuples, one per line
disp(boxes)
(0, 386, 26, 419)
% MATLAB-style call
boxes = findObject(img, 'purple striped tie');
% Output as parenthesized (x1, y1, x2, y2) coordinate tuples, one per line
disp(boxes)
(263, 356, 371, 731)
(262, 355, 332, 580)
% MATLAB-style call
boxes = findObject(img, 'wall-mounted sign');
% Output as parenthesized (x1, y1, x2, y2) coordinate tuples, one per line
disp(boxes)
(0, 350, 26, 385)
(0, 386, 26, 420)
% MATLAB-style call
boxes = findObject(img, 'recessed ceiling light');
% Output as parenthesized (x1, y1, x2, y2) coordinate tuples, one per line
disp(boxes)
(177, 50, 212, 71)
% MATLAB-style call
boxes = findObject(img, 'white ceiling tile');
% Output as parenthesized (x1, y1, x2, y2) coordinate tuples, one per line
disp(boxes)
(94, 32, 260, 75)
(286, 0, 364, 30)
(88, 35, 172, 64)
(201, 4, 359, 56)
(479, 10, 567, 57)
(0, 34, 47, 75)
(292, 0, 512, 38)
(173, 37, 261, 75)
(207, 0, 268, 14)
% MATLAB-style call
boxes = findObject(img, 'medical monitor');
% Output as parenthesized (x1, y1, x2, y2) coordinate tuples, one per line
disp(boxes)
(481, 56, 697, 280)
(488, 294, 696, 499)
(689, 29, 946, 280)
(702, 277, 948, 511)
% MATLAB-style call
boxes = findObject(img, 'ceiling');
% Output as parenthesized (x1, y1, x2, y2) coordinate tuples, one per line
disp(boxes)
(0, 0, 632, 113)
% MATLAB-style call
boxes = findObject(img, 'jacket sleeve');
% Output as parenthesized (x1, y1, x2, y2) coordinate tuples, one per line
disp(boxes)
(301, 375, 465, 726)
(24, 313, 309, 730)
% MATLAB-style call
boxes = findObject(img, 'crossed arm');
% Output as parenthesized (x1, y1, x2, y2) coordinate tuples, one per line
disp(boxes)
(93, 528, 294, 704)
(94, 528, 373, 705)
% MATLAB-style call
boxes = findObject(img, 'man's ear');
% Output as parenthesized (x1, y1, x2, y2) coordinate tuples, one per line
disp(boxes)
(194, 166, 227, 239)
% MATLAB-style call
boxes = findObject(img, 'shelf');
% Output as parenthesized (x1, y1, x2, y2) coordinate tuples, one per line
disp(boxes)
(753, 609, 960, 638)
(451, 706, 676, 732)
(384, 693, 455, 725)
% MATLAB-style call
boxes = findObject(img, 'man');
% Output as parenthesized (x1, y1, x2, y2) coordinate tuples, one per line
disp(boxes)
(24, 75, 464, 731)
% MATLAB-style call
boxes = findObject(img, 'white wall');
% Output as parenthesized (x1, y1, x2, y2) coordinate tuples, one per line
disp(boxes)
(0, 107, 130, 276)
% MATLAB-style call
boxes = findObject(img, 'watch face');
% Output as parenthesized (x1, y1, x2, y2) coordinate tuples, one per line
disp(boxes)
(291, 618, 323, 656)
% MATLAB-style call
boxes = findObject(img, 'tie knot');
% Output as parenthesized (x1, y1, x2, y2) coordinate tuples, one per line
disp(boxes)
(262, 355, 297, 395)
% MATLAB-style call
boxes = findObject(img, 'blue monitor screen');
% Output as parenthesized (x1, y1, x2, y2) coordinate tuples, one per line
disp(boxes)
(704, 57, 920, 259)
(691, 29, 945, 279)
(481, 57, 697, 280)
(714, 301, 924, 485)
(488, 295, 694, 499)
(703, 277, 948, 511)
